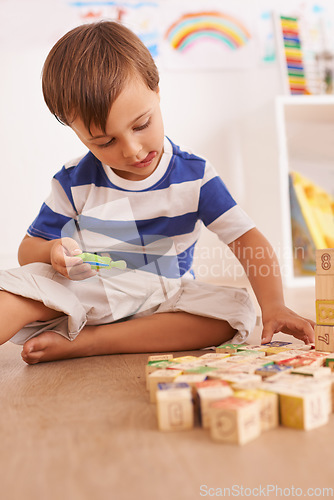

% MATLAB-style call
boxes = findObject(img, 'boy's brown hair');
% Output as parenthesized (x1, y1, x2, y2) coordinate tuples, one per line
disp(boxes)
(42, 21, 159, 134)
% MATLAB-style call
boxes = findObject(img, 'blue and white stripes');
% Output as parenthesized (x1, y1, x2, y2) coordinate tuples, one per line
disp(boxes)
(27, 137, 254, 278)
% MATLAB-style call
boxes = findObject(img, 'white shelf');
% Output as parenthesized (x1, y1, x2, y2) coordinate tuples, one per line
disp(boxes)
(276, 95, 334, 287)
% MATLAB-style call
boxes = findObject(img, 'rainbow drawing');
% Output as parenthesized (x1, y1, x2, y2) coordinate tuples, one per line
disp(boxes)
(165, 11, 251, 52)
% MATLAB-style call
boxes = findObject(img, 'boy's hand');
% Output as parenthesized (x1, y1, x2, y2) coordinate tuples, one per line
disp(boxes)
(50, 238, 97, 280)
(261, 304, 315, 345)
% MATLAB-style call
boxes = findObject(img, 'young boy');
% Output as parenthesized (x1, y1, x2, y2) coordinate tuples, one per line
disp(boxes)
(0, 21, 314, 365)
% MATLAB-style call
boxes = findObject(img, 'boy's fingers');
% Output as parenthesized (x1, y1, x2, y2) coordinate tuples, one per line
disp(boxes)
(60, 237, 82, 256)
(261, 329, 273, 344)
(281, 317, 315, 343)
(67, 262, 97, 280)
(261, 321, 276, 344)
(64, 255, 85, 268)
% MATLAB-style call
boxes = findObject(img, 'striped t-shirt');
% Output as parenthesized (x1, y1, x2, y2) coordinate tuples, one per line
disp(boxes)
(27, 137, 254, 279)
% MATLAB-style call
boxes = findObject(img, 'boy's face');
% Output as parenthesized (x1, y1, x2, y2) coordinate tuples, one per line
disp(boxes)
(71, 77, 164, 181)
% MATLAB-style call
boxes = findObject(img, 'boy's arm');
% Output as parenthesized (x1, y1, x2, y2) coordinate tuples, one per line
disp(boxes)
(18, 235, 96, 280)
(18, 235, 58, 265)
(228, 227, 315, 344)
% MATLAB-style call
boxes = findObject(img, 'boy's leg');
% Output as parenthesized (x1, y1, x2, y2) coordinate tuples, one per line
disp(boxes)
(22, 312, 236, 364)
(0, 290, 63, 345)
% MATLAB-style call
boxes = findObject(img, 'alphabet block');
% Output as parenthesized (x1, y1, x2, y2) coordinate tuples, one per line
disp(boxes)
(156, 383, 194, 431)
(145, 360, 174, 389)
(316, 274, 334, 301)
(148, 354, 174, 362)
(279, 387, 329, 430)
(215, 343, 241, 354)
(209, 397, 261, 445)
(148, 369, 183, 403)
(325, 356, 334, 372)
(255, 364, 292, 378)
(291, 365, 332, 378)
(233, 389, 279, 432)
(196, 382, 233, 428)
(316, 249, 334, 276)
(316, 300, 334, 326)
(314, 325, 334, 353)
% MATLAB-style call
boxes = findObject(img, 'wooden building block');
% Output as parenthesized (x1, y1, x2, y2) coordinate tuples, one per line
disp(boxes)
(200, 360, 232, 370)
(299, 350, 331, 365)
(148, 369, 183, 403)
(261, 341, 293, 348)
(196, 383, 233, 428)
(255, 364, 292, 378)
(291, 365, 332, 378)
(225, 356, 252, 365)
(156, 384, 194, 431)
(174, 374, 207, 398)
(233, 389, 279, 432)
(259, 346, 294, 356)
(209, 372, 262, 387)
(199, 353, 231, 362)
(148, 354, 173, 362)
(291, 344, 313, 351)
(325, 356, 334, 371)
(279, 388, 329, 430)
(182, 366, 219, 377)
(231, 350, 266, 359)
(276, 356, 314, 368)
(215, 343, 241, 354)
(209, 397, 261, 445)
(314, 325, 334, 353)
(145, 360, 174, 389)
(316, 300, 334, 326)
(171, 356, 199, 364)
(316, 274, 334, 301)
(233, 344, 264, 351)
(316, 249, 334, 276)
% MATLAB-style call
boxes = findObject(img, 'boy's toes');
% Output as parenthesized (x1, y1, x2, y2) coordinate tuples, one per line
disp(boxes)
(21, 334, 50, 364)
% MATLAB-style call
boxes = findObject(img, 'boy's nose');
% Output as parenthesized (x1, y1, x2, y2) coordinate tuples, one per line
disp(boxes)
(122, 138, 142, 159)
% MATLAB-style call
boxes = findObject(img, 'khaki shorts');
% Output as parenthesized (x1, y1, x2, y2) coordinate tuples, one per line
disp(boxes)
(0, 263, 256, 345)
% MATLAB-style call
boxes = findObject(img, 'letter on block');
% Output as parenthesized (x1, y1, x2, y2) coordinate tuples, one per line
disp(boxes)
(196, 383, 233, 428)
(233, 389, 279, 432)
(156, 383, 194, 431)
(314, 325, 334, 353)
(279, 388, 329, 430)
(209, 397, 261, 445)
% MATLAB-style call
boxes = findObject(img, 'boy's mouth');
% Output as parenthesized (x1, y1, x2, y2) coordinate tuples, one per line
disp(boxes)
(131, 151, 157, 168)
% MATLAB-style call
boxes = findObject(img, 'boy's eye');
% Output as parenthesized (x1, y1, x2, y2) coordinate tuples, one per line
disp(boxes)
(95, 118, 151, 149)
(98, 138, 115, 149)
(134, 118, 151, 132)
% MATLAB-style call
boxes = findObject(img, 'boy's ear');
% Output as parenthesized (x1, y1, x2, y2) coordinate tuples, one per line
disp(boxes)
(156, 85, 160, 100)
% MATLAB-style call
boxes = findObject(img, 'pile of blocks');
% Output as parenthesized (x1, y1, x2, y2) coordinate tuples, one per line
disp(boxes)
(146, 343, 334, 444)
(145, 249, 334, 445)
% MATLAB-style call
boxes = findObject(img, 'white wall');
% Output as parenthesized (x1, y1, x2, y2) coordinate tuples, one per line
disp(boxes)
(0, 20, 284, 275)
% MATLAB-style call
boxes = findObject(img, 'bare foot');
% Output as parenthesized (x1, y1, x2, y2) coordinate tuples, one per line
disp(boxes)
(21, 331, 94, 365)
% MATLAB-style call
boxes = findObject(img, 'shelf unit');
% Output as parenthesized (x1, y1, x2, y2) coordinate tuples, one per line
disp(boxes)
(276, 95, 334, 287)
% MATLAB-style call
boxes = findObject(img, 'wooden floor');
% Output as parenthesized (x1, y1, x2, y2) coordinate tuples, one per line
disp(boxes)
(1, 284, 333, 500)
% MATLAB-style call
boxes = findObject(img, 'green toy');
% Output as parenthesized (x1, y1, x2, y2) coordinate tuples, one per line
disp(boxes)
(78, 252, 127, 271)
